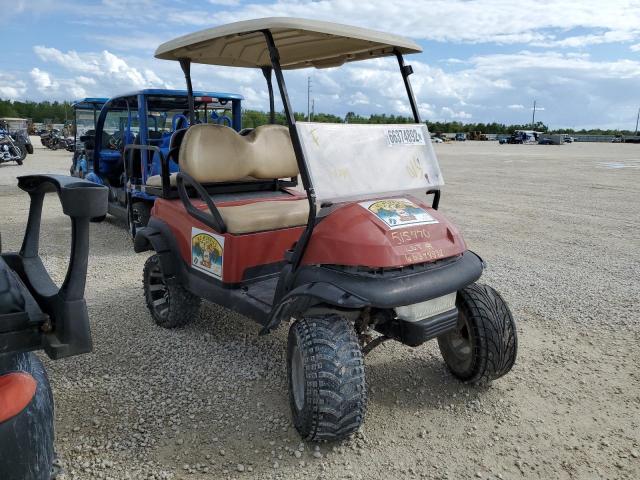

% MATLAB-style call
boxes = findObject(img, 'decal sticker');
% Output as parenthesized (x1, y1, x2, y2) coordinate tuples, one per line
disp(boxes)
(385, 127, 426, 146)
(359, 198, 439, 229)
(191, 227, 224, 279)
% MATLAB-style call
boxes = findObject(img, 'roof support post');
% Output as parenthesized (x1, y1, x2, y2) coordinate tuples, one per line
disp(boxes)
(262, 29, 317, 286)
(179, 58, 196, 125)
(394, 50, 421, 123)
(261, 67, 276, 124)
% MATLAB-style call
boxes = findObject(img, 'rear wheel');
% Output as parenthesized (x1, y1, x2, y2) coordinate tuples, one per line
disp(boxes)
(287, 314, 367, 441)
(437, 283, 517, 384)
(129, 201, 151, 237)
(143, 254, 201, 328)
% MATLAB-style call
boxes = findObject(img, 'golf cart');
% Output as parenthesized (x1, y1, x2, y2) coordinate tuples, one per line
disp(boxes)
(70, 97, 108, 178)
(86, 89, 242, 232)
(1, 175, 107, 479)
(136, 18, 518, 441)
(0, 118, 34, 162)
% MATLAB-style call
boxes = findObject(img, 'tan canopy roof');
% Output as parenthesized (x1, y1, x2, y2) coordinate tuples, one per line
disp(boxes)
(155, 17, 422, 69)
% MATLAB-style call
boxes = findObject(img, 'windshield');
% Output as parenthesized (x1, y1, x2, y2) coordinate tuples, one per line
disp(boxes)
(75, 110, 98, 136)
(147, 104, 234, 133)
(3, 120, 27, 134)
(296, 122, 443, 203)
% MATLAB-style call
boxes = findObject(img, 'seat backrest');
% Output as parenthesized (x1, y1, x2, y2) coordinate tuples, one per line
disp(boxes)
(179, 124, 298, 183)
(170, 128, 188, 154)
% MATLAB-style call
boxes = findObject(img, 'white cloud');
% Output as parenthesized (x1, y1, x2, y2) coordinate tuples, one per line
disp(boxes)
(0, 74, 27, 100)
(5, 0, 640, 129)
(208, 0, 240, 5)
(441, 107, 472, 119)
(30, 68, 58, 90)
(205, 0, 640, 47)
(31, 45, 173, 99)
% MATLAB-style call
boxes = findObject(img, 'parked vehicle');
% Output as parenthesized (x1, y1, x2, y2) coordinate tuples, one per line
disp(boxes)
(0, 174, 107, 480)
(467, 131, 487, 141)
(70, 98, 108, 178)
(135, 18, 518, 441)
(0, 118, 33, 160)
(85, 89, 242, 233)
(0, 126, 25, 165)
(454, 132, 466, 141)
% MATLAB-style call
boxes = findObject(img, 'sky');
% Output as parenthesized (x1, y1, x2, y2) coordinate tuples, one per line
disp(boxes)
(1, 0, 640, 129)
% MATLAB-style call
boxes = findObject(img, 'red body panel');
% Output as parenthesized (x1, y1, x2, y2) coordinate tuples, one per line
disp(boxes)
(152, 195, 305, 284)
(302, 195, 466, 268)
(153, 193, 465, 283)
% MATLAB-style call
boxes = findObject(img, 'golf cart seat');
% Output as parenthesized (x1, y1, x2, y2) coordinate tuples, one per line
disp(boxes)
(177, 123, 309, 233)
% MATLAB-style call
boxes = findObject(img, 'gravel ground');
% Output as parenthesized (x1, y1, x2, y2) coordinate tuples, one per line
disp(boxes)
(1, 138, 638, 479)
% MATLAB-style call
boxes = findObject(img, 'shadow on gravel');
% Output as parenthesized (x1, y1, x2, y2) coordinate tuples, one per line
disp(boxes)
(365, 351, 490, 410)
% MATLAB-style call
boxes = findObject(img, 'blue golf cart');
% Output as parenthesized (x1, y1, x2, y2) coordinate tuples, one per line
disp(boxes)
(70, 97, 108, 178)
(86, 89, 242, 231)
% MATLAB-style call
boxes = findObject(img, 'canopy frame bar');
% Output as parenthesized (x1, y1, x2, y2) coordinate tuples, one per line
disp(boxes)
(179, 58, 196, 125)
(395, 50, 421, 123)
(261, 66, 276, 124)
(262, 29, 317, 281)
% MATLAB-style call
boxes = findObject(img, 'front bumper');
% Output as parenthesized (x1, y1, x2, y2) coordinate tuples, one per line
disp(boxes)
(294, 250, 483, 309)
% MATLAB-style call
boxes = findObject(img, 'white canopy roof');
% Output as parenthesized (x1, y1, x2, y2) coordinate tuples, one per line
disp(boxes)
(155, 17, 422, 69)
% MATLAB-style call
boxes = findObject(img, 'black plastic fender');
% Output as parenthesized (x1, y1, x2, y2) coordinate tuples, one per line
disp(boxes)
(261, 281, 369, 334)
(262, 251, 483, 334)
(133, 218, 181, 279)
(1, 175, 108, 359)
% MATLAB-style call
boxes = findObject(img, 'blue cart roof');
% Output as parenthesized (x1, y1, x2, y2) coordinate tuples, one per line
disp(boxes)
(110, 89, 243, 100)
(72, 97, 109, 109)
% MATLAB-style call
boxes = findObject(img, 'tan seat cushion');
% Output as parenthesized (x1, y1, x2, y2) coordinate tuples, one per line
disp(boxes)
(219, 199, 309, 234)
(179, 124, 298, 183)
(146, 172, 178, 187)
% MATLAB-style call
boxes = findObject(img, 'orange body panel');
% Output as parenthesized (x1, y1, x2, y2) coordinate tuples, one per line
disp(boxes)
(0, 372, 37, 423)
(153, 193, 465, 283)
(152, 195, 305, 284)
(302, 195, 466, 268)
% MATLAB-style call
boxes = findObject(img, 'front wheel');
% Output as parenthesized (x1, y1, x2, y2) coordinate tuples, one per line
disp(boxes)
(143, 254, 201, 328)
(287, 314, 367, 441)
(18, 145, 27, 161)
(437, 283, 517, 385)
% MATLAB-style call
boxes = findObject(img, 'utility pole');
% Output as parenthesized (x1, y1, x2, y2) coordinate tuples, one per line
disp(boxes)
(635, 107, 639, 135)
(311, 98, 315, 122)
(307, 76, 312, 121)
(531, 100, 536, 129)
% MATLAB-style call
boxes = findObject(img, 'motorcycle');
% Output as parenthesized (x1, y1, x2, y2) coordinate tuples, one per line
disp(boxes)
(0, 131, 24, 165)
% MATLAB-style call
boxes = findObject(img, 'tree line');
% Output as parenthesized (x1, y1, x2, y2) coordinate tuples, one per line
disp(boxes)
(0, 99, 635, 135)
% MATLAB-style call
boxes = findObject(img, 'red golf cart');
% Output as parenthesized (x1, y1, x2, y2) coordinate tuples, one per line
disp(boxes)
(135, 18, 518, 441)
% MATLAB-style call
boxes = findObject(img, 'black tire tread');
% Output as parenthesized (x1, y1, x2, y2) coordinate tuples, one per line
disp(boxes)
(132, 201, 151, 228)
(143, 254, 201, 328)
(440, 283, 517, 384)
(289, 315, 367, 441)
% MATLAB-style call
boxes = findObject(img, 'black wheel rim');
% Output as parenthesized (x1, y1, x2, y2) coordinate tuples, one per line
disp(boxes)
(443, 312, 473, 372)
(147, 263, 169, 320)
(291, 344, 305, 411)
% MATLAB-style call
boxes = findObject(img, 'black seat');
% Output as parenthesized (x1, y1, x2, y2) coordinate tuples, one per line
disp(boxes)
(167, 128, 188, 164)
